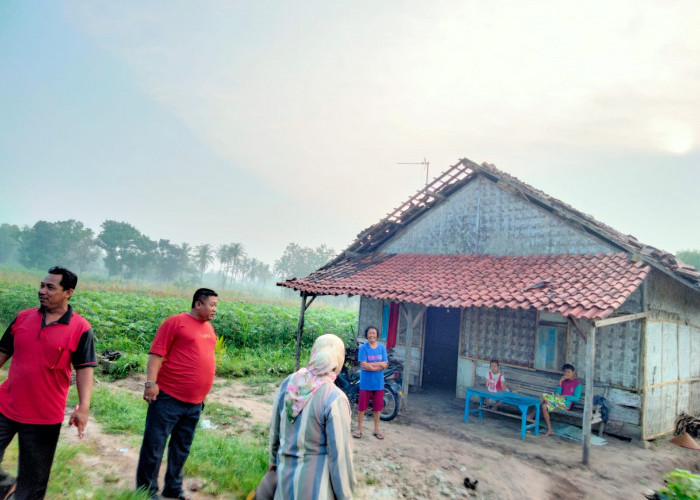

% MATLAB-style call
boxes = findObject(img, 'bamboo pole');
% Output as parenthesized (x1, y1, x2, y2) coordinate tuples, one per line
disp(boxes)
(582, 320, 596, 465)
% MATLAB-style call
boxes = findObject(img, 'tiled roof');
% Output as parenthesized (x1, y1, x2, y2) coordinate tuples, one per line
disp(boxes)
(279, 253, 650, 320)
(332, 158, 699, 290)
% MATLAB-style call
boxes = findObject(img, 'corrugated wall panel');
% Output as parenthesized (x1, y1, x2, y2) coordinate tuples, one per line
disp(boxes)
(678, 381, 690, 414)
(661, 322, 678, 383)
(660, 384, 677, 433)
(691, 328, 700, 378)
(678, 324, 691, 380)
(645, 322, 663, 387)
(644, 385, 663, 438)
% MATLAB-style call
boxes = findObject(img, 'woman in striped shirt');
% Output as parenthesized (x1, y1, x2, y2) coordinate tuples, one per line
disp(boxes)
(268, 334, 355, 499)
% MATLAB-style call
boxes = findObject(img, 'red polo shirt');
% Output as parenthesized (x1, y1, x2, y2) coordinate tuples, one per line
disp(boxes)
(0, 306, 97, 424)
(150, 313, 217, 404)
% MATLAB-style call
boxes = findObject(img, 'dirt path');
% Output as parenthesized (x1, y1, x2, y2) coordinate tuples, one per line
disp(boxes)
(62, 377, 699, 499)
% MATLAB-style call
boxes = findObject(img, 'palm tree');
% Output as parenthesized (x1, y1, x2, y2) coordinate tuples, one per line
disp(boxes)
(216, 244, 233, 288)
(227, 243, 246, 283)
(194, 244, 215, 280)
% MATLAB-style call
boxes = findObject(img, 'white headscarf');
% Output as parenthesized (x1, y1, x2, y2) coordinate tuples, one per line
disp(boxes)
(284, 334, 346, 422)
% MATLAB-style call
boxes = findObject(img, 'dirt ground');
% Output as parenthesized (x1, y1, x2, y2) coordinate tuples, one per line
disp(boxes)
(62, 376, 700, 500)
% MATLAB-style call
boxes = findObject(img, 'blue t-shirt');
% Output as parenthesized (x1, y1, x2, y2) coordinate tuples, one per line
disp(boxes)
(358, 342, 388, 391)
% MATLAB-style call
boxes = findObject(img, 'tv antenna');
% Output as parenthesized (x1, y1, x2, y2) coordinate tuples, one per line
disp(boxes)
(397, 157, 430, 186)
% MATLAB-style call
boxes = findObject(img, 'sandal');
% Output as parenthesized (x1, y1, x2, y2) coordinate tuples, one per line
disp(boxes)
(352, 431, 362, 439)
(373, 432, 384, 440)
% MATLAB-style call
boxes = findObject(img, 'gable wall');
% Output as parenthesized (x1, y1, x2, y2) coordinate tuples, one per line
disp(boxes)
(381, 176, 613, 255)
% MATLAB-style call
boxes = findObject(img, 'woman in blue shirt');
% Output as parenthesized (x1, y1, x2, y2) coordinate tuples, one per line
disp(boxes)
(353, 325, 388, 439)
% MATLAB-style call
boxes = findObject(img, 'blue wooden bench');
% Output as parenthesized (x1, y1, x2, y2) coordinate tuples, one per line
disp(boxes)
(464, 386, 541, 439)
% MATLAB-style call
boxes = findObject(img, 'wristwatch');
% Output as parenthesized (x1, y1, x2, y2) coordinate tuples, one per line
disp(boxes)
(145, 381, 157, 388)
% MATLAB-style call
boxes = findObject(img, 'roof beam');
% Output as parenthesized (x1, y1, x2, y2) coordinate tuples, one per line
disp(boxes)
(594, 312, 647, 328)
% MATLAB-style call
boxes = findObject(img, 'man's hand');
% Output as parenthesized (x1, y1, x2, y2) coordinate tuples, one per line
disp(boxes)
(69, 406, 89, 438)
(143, 384, 160, 403)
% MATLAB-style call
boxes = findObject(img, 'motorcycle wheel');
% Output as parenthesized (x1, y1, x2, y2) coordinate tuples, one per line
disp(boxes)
(380, 386, 399, 421)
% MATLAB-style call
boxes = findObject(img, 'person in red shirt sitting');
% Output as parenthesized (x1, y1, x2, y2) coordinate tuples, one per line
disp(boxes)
(136, 288, 218, 500)
(0, 266, 97, 499)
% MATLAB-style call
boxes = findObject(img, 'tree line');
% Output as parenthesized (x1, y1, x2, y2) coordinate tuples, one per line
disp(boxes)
(0, 220, 337, 287)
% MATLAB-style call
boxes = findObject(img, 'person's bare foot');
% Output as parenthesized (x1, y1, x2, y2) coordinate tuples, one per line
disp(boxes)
(543, 429, 553, 437)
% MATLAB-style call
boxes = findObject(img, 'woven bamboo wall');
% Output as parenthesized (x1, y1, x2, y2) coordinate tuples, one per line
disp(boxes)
(382, 176, 613, 256)
(459, 306, 536, 366)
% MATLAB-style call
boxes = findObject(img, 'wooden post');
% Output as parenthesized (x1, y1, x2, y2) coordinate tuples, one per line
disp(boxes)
(401, 304, 414, 410)
(294, 292, 316, 371)
(582, 320, 596, 465)
(400, 303, 425, 410)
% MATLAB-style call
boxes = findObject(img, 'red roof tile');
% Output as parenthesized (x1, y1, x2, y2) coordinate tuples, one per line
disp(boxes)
(278, 252, 650, 320)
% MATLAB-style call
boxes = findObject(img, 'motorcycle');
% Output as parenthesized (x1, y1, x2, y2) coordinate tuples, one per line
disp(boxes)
(335, 344, 403, 421)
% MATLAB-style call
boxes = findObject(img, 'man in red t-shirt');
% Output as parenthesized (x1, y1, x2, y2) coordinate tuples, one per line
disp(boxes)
(0, 266, 97, 499)
(136, 288, 218, 500)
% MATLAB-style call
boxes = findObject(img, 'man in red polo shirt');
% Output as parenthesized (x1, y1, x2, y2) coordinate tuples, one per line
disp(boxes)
(136, 288, 218, 500)
(0, 266, 97, 499)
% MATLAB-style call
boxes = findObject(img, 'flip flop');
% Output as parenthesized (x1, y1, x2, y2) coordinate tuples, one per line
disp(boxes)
(352, 431, 362, 439)
(373, 432, 384, 440)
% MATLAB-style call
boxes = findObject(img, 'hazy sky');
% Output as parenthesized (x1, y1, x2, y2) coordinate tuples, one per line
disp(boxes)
(1, 1, 698, 265)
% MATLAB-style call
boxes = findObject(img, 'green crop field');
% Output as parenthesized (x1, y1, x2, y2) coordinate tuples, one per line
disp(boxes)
(0, 268, 357, 378)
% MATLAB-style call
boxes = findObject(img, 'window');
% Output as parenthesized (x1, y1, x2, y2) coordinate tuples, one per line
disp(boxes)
(534, 312, 568, 371)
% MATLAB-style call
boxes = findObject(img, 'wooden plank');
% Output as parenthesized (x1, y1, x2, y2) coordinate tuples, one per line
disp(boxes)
(594, 312, 647, 328)
(608, 406, 641, 425)
(608, 388, 642, 407)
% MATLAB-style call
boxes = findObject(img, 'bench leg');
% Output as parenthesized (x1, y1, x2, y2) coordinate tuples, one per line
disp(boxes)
(518, 405, 527, 439)
(598, 421, 605, 437)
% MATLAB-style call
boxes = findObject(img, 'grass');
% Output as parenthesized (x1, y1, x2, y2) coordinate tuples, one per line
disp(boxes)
(66, 384, 269, 498)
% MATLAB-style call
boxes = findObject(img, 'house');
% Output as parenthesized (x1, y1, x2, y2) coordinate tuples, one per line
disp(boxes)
(278, 158, 700, 457)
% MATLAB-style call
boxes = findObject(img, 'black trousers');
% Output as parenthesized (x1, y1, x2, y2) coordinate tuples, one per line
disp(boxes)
(0, 412, 61, 499)
(135, 391, 202, 497)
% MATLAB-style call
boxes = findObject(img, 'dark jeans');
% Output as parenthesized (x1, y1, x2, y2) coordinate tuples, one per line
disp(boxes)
(0, 411, 61, 499)
(135, 391, 202, 497)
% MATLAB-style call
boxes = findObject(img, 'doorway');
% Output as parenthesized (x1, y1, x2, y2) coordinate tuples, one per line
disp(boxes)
(422, 307, 461, 390)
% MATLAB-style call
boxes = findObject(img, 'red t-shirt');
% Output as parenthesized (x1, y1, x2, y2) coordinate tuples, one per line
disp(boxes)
(0, 307, 97, 424)
(150, 313, 217, 404)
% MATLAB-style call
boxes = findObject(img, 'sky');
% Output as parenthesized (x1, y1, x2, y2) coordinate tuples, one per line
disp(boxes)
(1, 1, 699, 265)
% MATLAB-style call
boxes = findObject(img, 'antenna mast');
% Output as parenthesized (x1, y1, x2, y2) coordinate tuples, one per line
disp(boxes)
(396, 157, 430, 186)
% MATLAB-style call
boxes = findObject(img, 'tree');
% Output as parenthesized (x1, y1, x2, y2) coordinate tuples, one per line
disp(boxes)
(273, 243, 336, 280)
(194, 244, 215, 280)
(18, 220, 98, 271)
(0, 224, 21, 264)
(155, 239, 185, 282)
(97, 221, 156, 279)
(677, 250, 700, 270)
(241, 256, 273, 284)
(228, 242, 246, 282)
(68, 226, 100, 272)
(216, 242, 246, 288)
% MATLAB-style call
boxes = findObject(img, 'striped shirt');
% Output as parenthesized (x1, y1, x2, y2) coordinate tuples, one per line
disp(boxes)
(269, 375, 355, 499)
